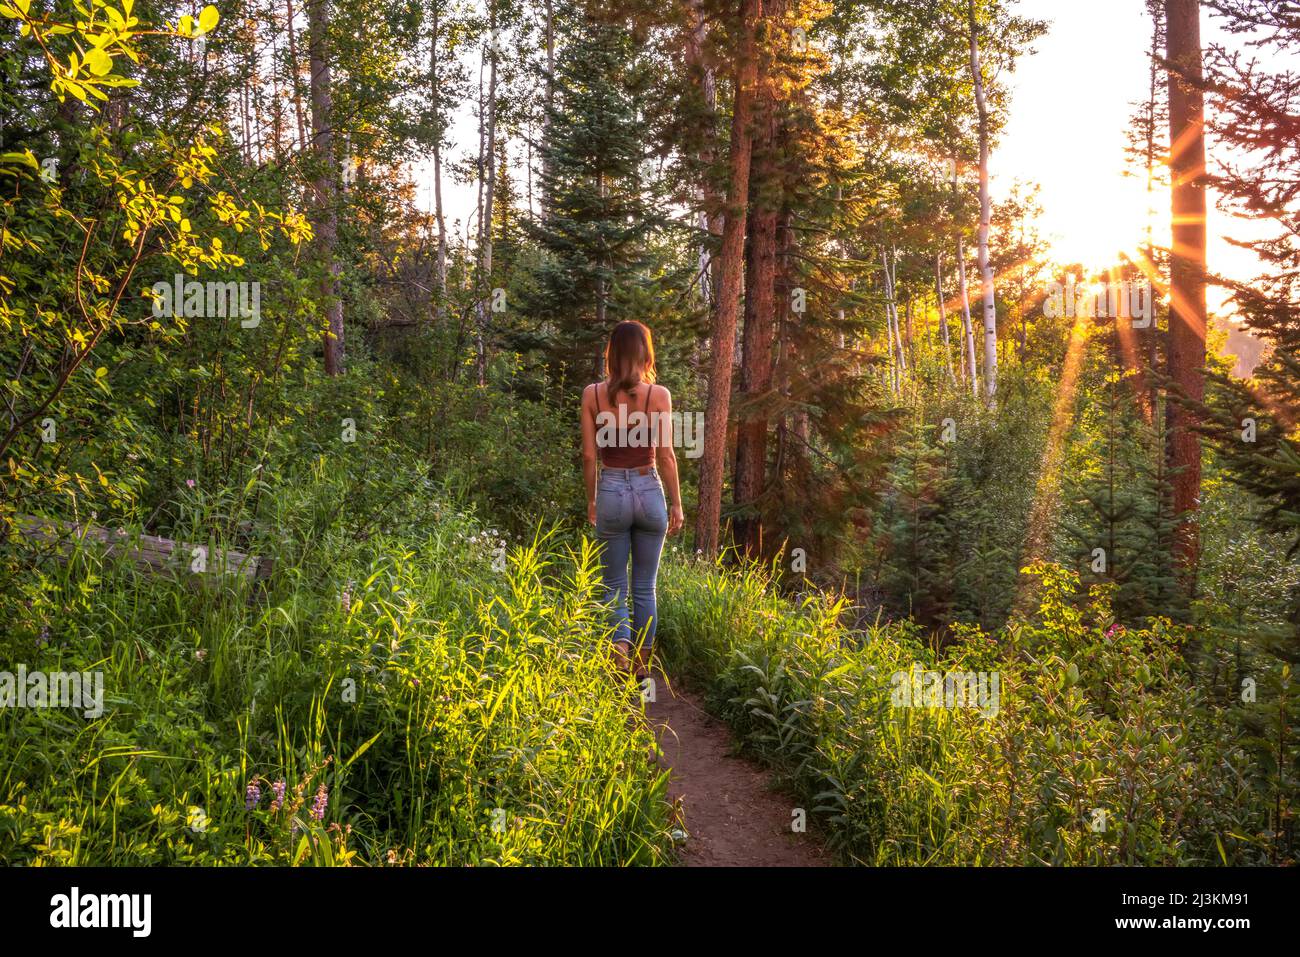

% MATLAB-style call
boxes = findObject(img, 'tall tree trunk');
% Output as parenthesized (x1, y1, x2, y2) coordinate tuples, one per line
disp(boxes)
(694, 0, 760, 558)
(905, 296, 916, 370)
(882, 247, 906, 392)
(968, 0, 997, 403)
(884, 290, 899, 394)
(306, 0, 344, 375)
(474, 15, 498, 386)
(270, 31, 285, 160)
(936, 253, 956, 384)
(957, 235, 977, 397)
(286, 0, 308, 152)
(734, 44, 783, 558)
(240, 61, 252, 164)
(685, 0, 722, 306)
(250, 18, 265, 164)
(429, 4, 448, 318)
(1142, 2, 1164, 417)
(1165, 0, 1208, 583)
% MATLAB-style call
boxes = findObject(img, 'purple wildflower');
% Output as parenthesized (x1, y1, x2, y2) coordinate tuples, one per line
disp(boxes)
(311, 783, 328, 821)
(245, 780, 261, 810)
(186, 479, 196, 488)
(270, 779, 286, 812)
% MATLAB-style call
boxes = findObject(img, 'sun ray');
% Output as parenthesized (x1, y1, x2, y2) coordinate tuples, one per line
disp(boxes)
(1011, 311, 1091, 619)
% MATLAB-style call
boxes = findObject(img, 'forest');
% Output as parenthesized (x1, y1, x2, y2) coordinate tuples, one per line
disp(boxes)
(0, 0, 1296, 869)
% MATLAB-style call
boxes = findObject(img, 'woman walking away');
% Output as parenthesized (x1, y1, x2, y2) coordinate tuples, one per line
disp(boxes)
(581, 321, 685, 684)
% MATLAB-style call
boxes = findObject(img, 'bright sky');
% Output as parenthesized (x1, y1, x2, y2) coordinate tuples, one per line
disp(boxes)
(995, 0, 1157, 268)
(998, 0, 1271, 318)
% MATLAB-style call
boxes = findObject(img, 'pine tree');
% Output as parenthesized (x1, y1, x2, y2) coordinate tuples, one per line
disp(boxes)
(1189, 0, 1300, 660)
(873, 424, 960, 632)
(519, 9, 672, 389)
(1061, 363, 1183, 626)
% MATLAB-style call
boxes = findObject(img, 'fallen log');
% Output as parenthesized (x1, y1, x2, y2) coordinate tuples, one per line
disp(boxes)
(11, 514, 273, 584)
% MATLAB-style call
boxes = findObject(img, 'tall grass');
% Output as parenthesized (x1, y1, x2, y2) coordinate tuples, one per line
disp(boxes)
(0, 465, 672, 866)
(656, 555, 1276, 865)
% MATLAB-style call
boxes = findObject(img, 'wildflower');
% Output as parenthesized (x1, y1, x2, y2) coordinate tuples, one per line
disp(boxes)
(37, 625, 49, 647)
(1105, 623, 1126, 640)
(270, 779, 286, 812)
(245, 780, 261, 810)
(311, 783, 328, 821)
(195, 648, 208, 662)
(186, 479, 196, 488)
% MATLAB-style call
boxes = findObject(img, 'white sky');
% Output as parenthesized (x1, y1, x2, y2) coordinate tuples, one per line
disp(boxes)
(999, 0, 1281, 318)
(995, 0, 1158, 267)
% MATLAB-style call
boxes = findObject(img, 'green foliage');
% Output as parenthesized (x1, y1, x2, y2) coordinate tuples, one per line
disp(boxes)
(657, 556, 1281, 865)
(519, 8, 695, 389)
(869, 423, 960, 630)
(0, 463, 671, 865)
(1058, 367, 1183, 625)
(0, 7, 310, 530)
(861, 368, 1053, 634)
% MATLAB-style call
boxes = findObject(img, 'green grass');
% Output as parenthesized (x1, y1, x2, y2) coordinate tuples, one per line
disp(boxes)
(656, 555, 1281, 866)
(1, 457, 1288, 867)
(0, 484, 673, 866)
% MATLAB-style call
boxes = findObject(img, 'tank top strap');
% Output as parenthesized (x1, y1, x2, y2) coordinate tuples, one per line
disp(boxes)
(643, 383, 653, 413)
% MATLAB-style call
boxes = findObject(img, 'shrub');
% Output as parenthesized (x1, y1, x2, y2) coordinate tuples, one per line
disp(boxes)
(657, 556, 1275, 865)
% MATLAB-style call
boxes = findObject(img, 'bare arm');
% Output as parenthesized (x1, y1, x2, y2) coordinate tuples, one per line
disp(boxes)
(654, 387, 685, 535)
(581, 384, 599, 525)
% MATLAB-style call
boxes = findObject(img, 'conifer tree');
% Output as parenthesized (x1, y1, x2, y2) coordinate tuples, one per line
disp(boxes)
(1188, 0, 1300, 660)
(520, 7, 673, 389)
(1061, 364, 1183, 626)
(873, 425, 959, 632)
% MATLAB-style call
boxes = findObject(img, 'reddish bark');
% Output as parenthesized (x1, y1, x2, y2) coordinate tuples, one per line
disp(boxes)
(694, 0, 761, 558)
(1165, 0, 1207, 583)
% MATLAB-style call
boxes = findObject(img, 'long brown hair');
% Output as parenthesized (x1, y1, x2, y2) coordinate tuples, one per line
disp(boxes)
(604, 320, 656, 401)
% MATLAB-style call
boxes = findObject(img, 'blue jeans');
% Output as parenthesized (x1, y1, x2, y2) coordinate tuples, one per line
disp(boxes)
(595, 467, 668, 651)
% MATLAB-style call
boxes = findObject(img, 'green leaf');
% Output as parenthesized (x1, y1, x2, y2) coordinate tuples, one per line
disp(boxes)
(0, 151, 39, 170)
(84, 47, 112, 77)
(341, 731, 382, 770)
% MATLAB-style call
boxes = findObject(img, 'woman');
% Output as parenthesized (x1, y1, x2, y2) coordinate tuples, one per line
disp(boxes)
(581, 321, 685, 681)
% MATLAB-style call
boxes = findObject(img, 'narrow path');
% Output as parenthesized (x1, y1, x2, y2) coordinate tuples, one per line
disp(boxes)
(645, 673, 828, 867)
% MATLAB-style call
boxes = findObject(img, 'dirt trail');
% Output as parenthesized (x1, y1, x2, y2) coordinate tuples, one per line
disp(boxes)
(645, 673, 828, 867)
